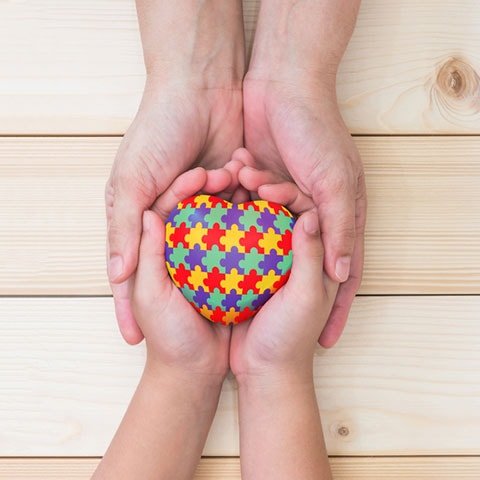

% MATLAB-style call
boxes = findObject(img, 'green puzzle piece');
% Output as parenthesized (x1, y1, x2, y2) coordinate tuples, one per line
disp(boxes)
(239, 210, 261, 231)
(202, 245, 227, 272)
(204, 204, 227, 229)
(172, 206, 197, 225)
(239, 247, 264, 273)
(274, 211, 294, 234)
(169, 245, 190, 268)
(207, 288, 227, 309)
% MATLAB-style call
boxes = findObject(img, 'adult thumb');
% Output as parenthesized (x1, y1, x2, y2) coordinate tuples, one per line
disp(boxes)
(106, 180, 147, 284)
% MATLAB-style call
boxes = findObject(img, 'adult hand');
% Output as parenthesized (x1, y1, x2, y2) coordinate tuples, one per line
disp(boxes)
(241, 79, 366, 348)
(105, 0, 245, 344)
(239, 0, 364, 347)
(106, 81, 243, 344)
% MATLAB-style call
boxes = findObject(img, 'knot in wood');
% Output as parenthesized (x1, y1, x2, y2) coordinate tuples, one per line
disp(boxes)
(337, 425, 350, 437)
(436, 57, 479, 100)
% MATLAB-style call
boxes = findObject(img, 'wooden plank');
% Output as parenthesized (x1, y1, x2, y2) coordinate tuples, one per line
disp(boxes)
(1, 1, 479, 134)
(1, 136, 479, 295)
(0, 296, 479, 456)
(2, 457, 480, 480)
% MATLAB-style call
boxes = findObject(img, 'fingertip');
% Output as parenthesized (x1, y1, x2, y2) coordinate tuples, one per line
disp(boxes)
(204, 168, 232, 193)
(302, 210, 320, 236)
(232, 147, 255, 166)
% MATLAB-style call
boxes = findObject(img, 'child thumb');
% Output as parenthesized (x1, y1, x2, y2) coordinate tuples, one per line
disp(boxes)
(289, 210, 325, 287)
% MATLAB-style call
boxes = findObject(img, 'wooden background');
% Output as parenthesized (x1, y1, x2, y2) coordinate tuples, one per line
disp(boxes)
(1, 0, 479, 478)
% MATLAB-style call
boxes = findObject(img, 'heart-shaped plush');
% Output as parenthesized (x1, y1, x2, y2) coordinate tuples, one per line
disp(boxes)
(165, 194, 295, 325)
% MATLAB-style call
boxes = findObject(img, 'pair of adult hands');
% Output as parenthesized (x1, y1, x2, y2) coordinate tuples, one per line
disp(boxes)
(105, 73, 366, 349)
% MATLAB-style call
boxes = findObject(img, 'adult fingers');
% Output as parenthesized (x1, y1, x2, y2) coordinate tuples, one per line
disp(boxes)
(313, 168, 356, 284)
(319, 171, 367, 347)
(106, 173, 155, 344)
(106, 177, 148, 284)
(111, 279, 144, 345)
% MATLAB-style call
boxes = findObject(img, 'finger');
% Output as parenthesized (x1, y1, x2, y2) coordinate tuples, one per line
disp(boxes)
(106, 175, 152, 343)
(106, 175, 151, 284)
(203, 168, 232, 193)
(231, 147, 256, 167)
(111, 278, 144, 345)
(134, 210, 171, 305)
(151, 167, 207, 220)
(319, 172, 367, 347)
(222, 159, 246, 195)
(314, 172, 356, 283)
(258, 182, 314, 215)
(287, 210, 326, 294)
(238, 166, 284, 192)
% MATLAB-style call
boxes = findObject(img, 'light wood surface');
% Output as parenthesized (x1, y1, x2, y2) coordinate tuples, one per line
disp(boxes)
(2, 457, 480, 480)
(0, 296, 478, 456)
(1, 0, 479, 134)
(1, 136, 479, 295)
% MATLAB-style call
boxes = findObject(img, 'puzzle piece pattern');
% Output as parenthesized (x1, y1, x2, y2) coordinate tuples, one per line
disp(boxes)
(165, 195, 295, 325)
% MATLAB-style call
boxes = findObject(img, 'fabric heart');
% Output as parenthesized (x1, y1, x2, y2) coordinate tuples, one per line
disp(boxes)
(165, 194, 295, 325)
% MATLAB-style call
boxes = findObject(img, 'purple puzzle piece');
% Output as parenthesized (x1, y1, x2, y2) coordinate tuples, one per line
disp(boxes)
(193, 287, 210, 307)
(185, 244, 207, 270)
(188, 204, 210, 228)
(257, 209, 279, 232)
(221, 206, 243, 229)
(222, 289, 242, 310)
(259, 249, 283, 274)
(220, 246, 245, 273)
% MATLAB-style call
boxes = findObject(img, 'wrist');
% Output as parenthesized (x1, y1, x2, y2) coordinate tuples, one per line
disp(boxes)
(144, 356, 226, 393)
(139, 2, 245, 91)
(235, 361, 314, 392)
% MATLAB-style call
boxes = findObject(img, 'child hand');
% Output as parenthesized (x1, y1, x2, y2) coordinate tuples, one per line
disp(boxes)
(131, 167, 232, 382)
(225, 152, 339, 382)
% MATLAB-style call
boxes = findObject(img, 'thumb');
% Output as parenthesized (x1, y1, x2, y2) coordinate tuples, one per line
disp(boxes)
(316, 185, 356, 283)
(288, 210, 326, 291)
(134, 210, 170, 303)
(106, 179, 149, 284)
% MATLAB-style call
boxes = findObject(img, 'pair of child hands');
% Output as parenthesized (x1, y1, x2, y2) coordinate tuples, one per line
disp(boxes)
(133, 147, 339, 386)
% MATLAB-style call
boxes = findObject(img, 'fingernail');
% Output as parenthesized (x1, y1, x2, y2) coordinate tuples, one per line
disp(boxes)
(335, 256, 351, 282)
(303, 212, 319, 235)
(142, 211, 151, 232)
(108, 255, 124, 281)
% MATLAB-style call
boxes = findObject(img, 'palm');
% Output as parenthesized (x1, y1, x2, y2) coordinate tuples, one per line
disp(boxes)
(136, 261, 231, 377)
(110, 85, 243, 205)
(230, 287, 292, 375)
(243, 79, 360, 193)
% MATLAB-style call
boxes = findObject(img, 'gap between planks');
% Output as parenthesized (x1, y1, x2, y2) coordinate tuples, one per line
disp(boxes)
(1, 457, 480, 479)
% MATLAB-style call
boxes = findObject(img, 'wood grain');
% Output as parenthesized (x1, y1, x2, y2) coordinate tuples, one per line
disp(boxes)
(0, 296, 479, 456)
(2, 457, 480, 480)
(1, 136, 479, 295)
(1, 1, 479, 134)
